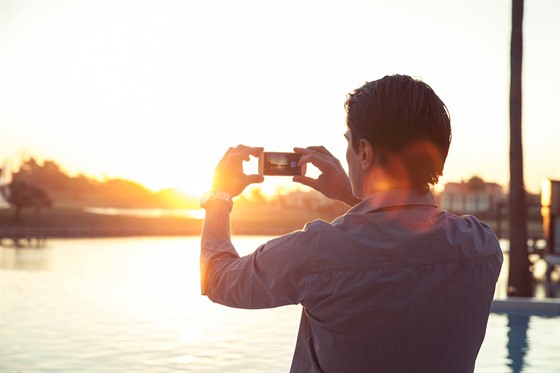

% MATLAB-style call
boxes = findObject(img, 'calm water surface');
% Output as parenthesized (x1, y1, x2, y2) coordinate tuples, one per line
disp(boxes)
(1, 237, 559, 372)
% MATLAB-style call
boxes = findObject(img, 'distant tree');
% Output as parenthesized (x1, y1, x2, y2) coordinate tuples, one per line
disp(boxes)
(66, 173, 99, 199)
(1, 181, 53, 219)
(508, 0, 532, 297)
(9, 156, 204, 208)
(14, 157, 70, 191)
(101, 178, 158, 207)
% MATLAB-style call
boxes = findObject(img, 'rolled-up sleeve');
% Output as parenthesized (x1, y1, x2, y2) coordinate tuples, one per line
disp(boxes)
(200, 223, 319, 309)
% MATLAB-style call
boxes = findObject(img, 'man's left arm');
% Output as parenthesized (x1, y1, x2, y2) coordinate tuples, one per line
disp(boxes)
(199, 145, 264, 295)
(200, 201, 236, 296)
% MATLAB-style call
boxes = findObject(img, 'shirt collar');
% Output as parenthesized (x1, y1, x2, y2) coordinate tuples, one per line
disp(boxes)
(347, 188, 438, 215)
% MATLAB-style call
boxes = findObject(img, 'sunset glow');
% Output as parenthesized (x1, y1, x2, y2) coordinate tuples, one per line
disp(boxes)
(1, 0, 558, 197)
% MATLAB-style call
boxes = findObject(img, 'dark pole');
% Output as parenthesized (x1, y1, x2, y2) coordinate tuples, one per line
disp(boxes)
(507, 0, 533, 297)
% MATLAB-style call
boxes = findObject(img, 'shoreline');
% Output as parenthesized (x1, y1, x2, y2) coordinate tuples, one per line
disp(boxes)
(0, 205, 544, 239)
(0, 206, 342, 240)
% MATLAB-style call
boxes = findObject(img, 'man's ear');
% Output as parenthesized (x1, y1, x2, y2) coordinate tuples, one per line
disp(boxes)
(358, 138, 375, 170)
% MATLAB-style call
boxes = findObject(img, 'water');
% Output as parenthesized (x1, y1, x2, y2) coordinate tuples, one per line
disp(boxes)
(1, 237, 559, 372)
(476, 313, 560, 373)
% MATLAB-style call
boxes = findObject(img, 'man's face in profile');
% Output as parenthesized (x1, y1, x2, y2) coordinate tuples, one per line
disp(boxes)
(345, 129, 363, 199)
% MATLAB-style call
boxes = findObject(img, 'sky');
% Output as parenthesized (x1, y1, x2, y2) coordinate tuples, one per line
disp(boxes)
(1, 0, 559, 197)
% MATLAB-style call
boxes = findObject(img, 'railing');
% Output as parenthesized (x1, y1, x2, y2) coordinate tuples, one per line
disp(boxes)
(0, 231, 47, 248)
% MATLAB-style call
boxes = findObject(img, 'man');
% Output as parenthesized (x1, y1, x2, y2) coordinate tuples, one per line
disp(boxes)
(200, 74, 503, 372)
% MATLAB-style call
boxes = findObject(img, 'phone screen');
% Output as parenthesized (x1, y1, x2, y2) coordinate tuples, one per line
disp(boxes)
(260, 152, 304, 176)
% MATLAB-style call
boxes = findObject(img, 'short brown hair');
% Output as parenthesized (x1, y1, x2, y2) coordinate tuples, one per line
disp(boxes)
(345, 74, 451, 193)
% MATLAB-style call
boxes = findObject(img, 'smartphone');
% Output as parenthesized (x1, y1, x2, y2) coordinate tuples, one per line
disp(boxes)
(258, 152, 306, 176)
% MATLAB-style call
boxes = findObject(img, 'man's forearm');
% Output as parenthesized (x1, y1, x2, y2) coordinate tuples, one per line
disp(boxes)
(200, 201, 236, 296)
(201, 201, 231, 245)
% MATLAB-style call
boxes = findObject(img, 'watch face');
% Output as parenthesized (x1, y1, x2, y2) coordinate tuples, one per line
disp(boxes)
(200, 190, 213, 207)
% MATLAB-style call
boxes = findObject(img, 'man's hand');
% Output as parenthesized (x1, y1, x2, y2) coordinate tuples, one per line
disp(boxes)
(293, 146, 361, 207)
(212, 145, 264, 198)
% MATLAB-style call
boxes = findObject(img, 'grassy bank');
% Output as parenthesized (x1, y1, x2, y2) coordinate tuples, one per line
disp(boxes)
(0, 205, 345, 238)
(0, 208, 203, 237)
(0, 206, 543, 239)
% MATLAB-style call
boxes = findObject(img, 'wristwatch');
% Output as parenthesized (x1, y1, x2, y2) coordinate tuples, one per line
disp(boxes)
(200, 190, 233, 211)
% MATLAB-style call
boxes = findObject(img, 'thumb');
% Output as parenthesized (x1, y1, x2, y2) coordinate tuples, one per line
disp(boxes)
(293, 175, 316, 189)
(246, 174, 265, 185)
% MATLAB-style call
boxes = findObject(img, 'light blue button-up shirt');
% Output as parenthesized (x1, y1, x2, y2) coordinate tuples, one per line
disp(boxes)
(201, 189, 503, 372)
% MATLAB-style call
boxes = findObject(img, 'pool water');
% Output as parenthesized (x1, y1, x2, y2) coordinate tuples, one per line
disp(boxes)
(477, 312, 559, 372)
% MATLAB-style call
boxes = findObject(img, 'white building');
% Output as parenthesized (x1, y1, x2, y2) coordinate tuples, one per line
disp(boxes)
(438, 178, 504, 214)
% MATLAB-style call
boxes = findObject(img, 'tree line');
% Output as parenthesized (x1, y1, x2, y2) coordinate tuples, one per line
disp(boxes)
(1, 157, 198, 217)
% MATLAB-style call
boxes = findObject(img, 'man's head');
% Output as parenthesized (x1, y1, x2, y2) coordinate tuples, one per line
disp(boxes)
(344, 74, 451, 195)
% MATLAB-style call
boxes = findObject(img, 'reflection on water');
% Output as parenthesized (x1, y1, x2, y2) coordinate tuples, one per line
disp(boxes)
(83, 207, 206, 219)
(1, 237, 559, 372)
(507, 315, 529, 373)
(494, 239, 560, 300)
(1, 246, 50, 270)
(475, 311, 560, 373)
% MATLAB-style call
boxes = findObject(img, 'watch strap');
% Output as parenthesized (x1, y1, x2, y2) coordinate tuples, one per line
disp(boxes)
(201, 190, 233, 211)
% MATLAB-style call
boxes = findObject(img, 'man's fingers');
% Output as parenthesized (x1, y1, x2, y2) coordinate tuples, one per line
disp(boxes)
(295, 147, 338, 170)
(218, 146, 262, 168)
(295, 146, 334, 157)
(306, 146, 334, 157)
(217, 147, 236, 167)
(299, 153, 336, 172)
(293, 175, 318, 189)
(222, 147, 235, 157)
(229, 146, 264, 162)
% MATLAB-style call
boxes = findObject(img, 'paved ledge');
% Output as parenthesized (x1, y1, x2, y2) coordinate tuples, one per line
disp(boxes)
(491, 298, 560, 316)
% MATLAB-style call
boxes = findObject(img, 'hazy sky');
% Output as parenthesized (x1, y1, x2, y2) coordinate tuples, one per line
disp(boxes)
(1, 0, 558, 197)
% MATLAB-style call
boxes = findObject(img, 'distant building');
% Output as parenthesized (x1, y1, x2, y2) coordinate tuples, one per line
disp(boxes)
(438, 177, 504, 214)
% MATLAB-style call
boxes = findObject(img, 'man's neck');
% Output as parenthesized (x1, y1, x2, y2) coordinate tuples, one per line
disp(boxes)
(362, 175, 414, 197)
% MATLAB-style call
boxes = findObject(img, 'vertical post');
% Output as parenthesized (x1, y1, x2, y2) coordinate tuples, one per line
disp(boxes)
(507, 0, 533, 297)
